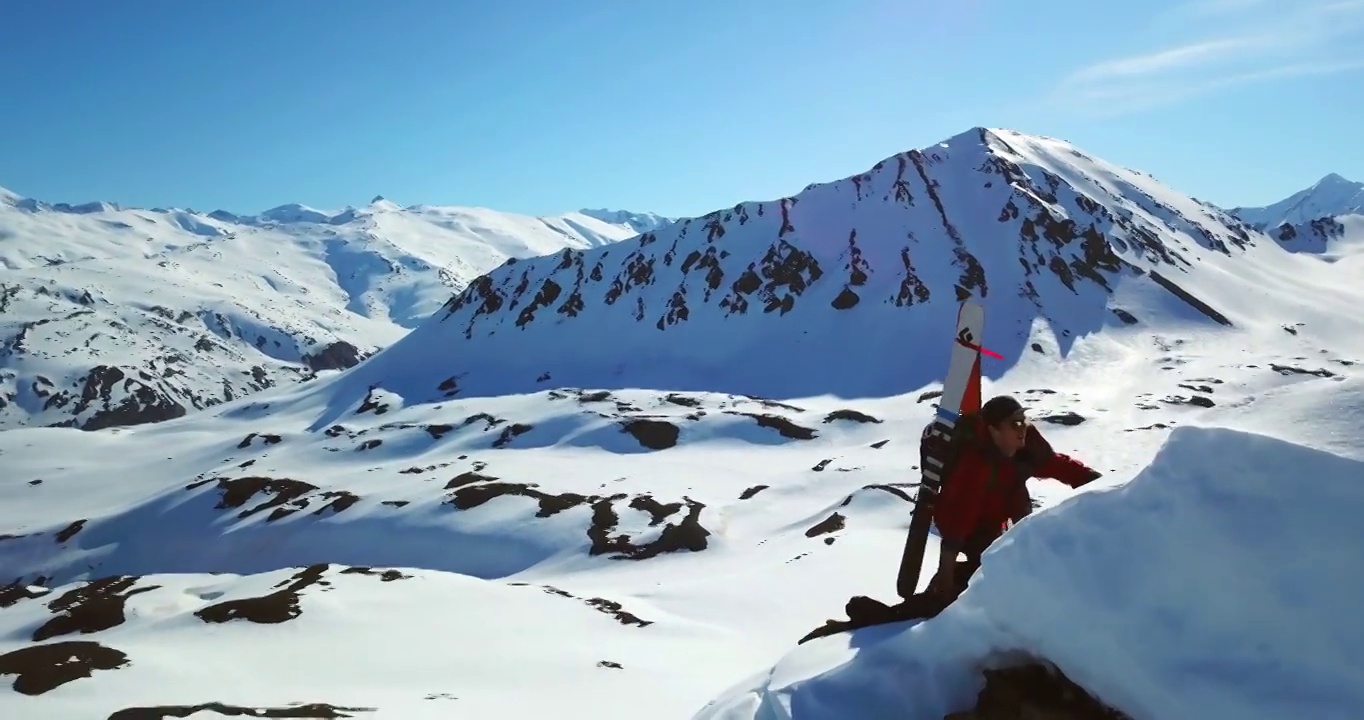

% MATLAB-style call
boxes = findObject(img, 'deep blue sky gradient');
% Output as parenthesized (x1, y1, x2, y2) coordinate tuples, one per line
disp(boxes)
(1, 0, 1356, 217)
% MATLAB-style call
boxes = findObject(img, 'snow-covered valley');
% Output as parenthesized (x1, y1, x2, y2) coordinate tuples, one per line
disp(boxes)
(0, 190, 648, 430)
(3, 127, 1363, 719)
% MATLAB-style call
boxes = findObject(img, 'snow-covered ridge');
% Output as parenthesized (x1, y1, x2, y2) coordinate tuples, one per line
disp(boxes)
(1229, 172, 1364, 229)
(578, 208, 676, 234)
(695, 425, 1364, 720)
(0, 188, 645, 430)
(327, 126, 1290, 408)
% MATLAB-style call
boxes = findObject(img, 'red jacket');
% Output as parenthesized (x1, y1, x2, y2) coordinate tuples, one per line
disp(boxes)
(932, 419, 1097, 550)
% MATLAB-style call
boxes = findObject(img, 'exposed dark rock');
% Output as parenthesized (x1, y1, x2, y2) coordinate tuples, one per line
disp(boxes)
(587, 496, 710, 560)
(1038, 412, 1085, 426)
(302, 341, 363, 372)
(812, 458, 833, 472)
(237, 432, 282, 449)
(447, 482, 590, 517)
(491, 423, 533, 448)
(729, 412, 817, 440)
(1148, 271, 1233, 326)
(32, 575, 159, 642)
(664, 393, 701, 407)
(823, 409, 882, 424)
(1111, 308, 1139, 325)
(338, 566, 412, 582)
(425, 423, 454, 439)
(512, 584, 653, 628)
(739, 395, 806, 412)
(1161, 395, 1215, 408)
(628, 495, 684, 525)
(108, 702, 377, 718)
(0, 640, 130, 695)
(461, 412, 505, 430)
(73, 364, 186, 431)
(445, 471, 498, 489)
(854, 483, 914, 503)
(208, 476, 320, 519)
(355, 387, 389, 415)
(738, 484, 769, 500)
(944, 660, 1131, 719)
(831, 286, 860, 309)
(266, 490, 359, 521)
(1269, 363, 1336, 378)
(54, 519, 86, 543)
(0, 581, 49, 608)
(621, 419, 680, 450)
(196, 564, 332, 625)
(805, 512, 845, 537)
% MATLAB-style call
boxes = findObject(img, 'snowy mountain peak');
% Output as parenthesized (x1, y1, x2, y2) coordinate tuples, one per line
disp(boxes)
(577, 208, 674, 234)
(257, 203, 333, 224)
(325, 125, 1267, 410)
(1313, 172, 1354, 188)
(1230, 173, 1364, 229)
(368, 195, 401, 212)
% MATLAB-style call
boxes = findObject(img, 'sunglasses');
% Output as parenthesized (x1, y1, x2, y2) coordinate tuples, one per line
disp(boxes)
(1005, 415, 1029, 431)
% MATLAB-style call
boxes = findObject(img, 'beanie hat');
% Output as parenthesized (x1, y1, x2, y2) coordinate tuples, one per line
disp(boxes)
(980, 395, 1024, 426)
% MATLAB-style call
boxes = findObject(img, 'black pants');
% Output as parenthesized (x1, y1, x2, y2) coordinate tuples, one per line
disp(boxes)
(931, 521, 1005, 595)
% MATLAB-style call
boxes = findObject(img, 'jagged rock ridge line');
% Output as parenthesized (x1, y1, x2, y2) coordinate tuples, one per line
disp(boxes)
(356, 127, 1264, 401)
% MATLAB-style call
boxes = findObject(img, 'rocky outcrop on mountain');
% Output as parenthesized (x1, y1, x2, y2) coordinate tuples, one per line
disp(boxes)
(359, 127, 1266, 401)
(0, 189, 644, 430)
(1274, 215, 1346, 244)
(944, 660, 1131, 720)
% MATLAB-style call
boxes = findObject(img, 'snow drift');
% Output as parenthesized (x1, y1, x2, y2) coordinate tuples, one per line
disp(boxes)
(692, 425, 1364, 720)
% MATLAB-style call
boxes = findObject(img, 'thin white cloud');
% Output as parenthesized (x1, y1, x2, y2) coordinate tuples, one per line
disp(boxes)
(1068, 36, 1273, 83)
(1056, 0, 1364, 115)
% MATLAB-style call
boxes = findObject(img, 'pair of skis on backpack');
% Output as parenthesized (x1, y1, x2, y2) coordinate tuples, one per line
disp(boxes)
(798, 301, 992, 645)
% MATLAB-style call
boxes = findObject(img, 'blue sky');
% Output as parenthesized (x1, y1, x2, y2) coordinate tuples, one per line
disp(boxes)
(1, 0, 1358, 217)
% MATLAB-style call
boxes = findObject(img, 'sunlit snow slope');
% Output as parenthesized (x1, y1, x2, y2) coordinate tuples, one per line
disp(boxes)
(322, 127, 1343, 408)
(695, 425, 1364, 720)
(0, 190, 642, 430)
(1230, 172, 1364, 229)
(2, 127, 1362, 719)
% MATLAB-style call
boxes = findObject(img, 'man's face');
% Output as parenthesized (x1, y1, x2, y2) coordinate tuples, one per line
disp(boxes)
(989, 411, 1029, 457)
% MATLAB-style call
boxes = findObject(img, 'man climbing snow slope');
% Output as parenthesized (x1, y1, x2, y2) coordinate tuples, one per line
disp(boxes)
(801, 395, 1101, 643)
(922, 394, 1102, 602)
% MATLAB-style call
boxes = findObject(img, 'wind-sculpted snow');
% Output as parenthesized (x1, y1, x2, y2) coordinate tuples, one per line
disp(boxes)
(694, 426, 1364, 720)
(0, 190, 643, 430)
